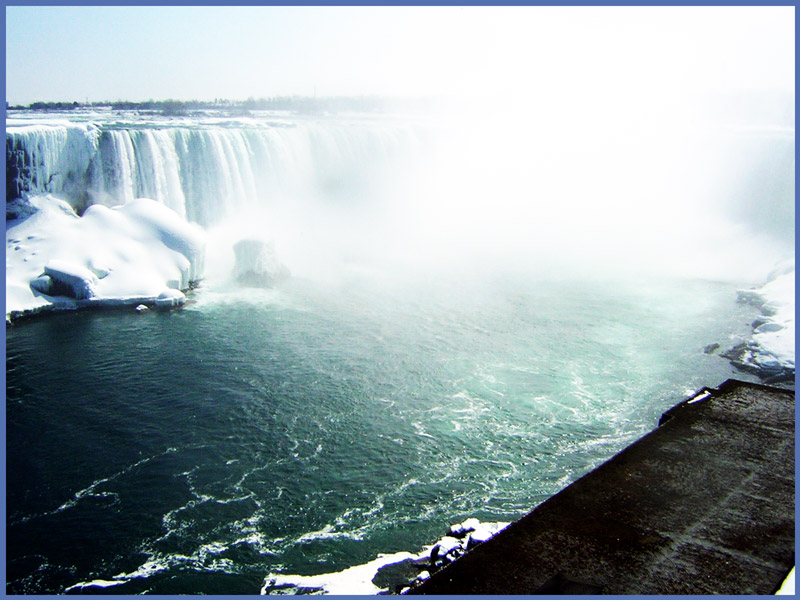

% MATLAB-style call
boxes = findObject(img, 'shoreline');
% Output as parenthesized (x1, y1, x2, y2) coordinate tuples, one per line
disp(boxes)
(5, 286, 199, 327)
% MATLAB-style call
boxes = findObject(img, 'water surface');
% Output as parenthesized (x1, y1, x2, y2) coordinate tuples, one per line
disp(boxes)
(6, 272, 760, 594)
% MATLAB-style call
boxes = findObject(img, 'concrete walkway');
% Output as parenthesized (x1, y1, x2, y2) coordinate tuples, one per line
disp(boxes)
(409, 379, 794, 595)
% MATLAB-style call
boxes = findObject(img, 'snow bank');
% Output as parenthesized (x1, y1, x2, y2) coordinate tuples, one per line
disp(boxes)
(261, 551, 419, 595)
(6, 195, 205, 320)
(776, 567, 795, 595)
(724, 259, 795, 383)
(42, 260, 99, 299)
(260, 518, 509, 595)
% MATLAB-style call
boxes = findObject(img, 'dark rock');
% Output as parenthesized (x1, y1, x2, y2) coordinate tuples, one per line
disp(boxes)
(720, 343, 747, 362)
(373, 558, 430, 594)
(6, 197, 38, 221)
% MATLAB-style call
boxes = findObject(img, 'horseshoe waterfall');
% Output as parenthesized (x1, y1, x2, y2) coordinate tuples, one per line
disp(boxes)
(6, 106, 794, 594)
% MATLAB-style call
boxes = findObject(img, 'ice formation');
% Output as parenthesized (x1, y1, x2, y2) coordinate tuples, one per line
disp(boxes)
(6, 116, 418, 227)
(233, 238, 290, 287)
(6, 195, 205, 320)
(40, 260, 99, 299)
(724, 259, 795, 383)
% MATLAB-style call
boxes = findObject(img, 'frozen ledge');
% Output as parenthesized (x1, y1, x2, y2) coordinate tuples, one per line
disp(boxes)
(6, 195, 205, 323)
(6, 289, 192, 324)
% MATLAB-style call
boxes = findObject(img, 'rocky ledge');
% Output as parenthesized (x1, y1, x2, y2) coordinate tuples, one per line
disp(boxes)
(721, 261, 795, 385)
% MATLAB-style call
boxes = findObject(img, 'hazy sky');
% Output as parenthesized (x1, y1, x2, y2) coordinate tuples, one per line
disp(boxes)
(5, 5, 795, 105)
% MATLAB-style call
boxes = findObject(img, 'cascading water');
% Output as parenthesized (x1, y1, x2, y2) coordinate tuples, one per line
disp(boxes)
(6, 115, 422, 228)
(6, 122, 100, 204)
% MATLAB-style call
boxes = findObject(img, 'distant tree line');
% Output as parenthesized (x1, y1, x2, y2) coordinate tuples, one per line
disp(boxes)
(10, 101, 82, 111)
(7, 96, 433, 115)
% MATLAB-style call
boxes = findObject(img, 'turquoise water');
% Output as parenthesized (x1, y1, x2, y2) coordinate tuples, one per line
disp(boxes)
(6, 270, 759, 594)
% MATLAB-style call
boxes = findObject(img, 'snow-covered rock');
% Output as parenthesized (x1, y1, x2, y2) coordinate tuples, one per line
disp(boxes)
(154, 289, 186, 308)
(260, 518, 509, 595)
(116, 198, 205, 285)
(43, 260, 99, 300)
(466, 521, 508, 547)
(6, 196, 41, 220)
(447, 517, 508, 548)
(261, 551, 418, 595)
(449, 517, 481, 537)
(6, 195, 206, 320)
(430, 536, 463, 564)
(233, 238, 290, 287)
(725, 261, 795, 383)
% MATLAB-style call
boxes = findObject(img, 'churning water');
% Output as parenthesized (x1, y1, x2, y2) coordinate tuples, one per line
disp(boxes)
(6, 270, 762, 594)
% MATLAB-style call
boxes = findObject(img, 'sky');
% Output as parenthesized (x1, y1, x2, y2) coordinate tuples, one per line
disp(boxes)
(5, 5, 795, 105)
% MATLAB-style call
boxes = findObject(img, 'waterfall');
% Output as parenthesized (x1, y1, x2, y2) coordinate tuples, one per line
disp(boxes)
(6, 122, 100, 206)
(6, 119, 421, 228)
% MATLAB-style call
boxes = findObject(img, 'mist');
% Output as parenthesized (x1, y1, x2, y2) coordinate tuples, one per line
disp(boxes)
(9, 5, 793, 287)
(191, 6, 793, 288)
(199, 89, 793, 291)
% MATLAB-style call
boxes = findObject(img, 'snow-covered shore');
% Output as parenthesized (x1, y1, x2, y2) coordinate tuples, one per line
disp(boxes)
(260, 518, 509, 595)
(6, 195, 205, 322)
(724, 259, 795, 384)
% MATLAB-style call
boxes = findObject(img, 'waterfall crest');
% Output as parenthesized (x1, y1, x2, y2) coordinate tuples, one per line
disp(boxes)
(7, 118, 420, 227)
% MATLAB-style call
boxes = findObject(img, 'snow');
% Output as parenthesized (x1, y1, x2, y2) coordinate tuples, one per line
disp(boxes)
(260, 519, 509, 595)
(63, 579, 127, 592)
(733, 259, 795, 377)
(155, 289, 186, 308)
(43, 259, 99, 299)
(751, 270, 795, 364)
(467, 521, 507, 545)
(776, 567, 795, 595)
(448, 517, 481, 537)
(261, 551, 418, 595)
(687, 390, 711, 405)
(6, 195, 205, 320)
(431, 536, 462, 558)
